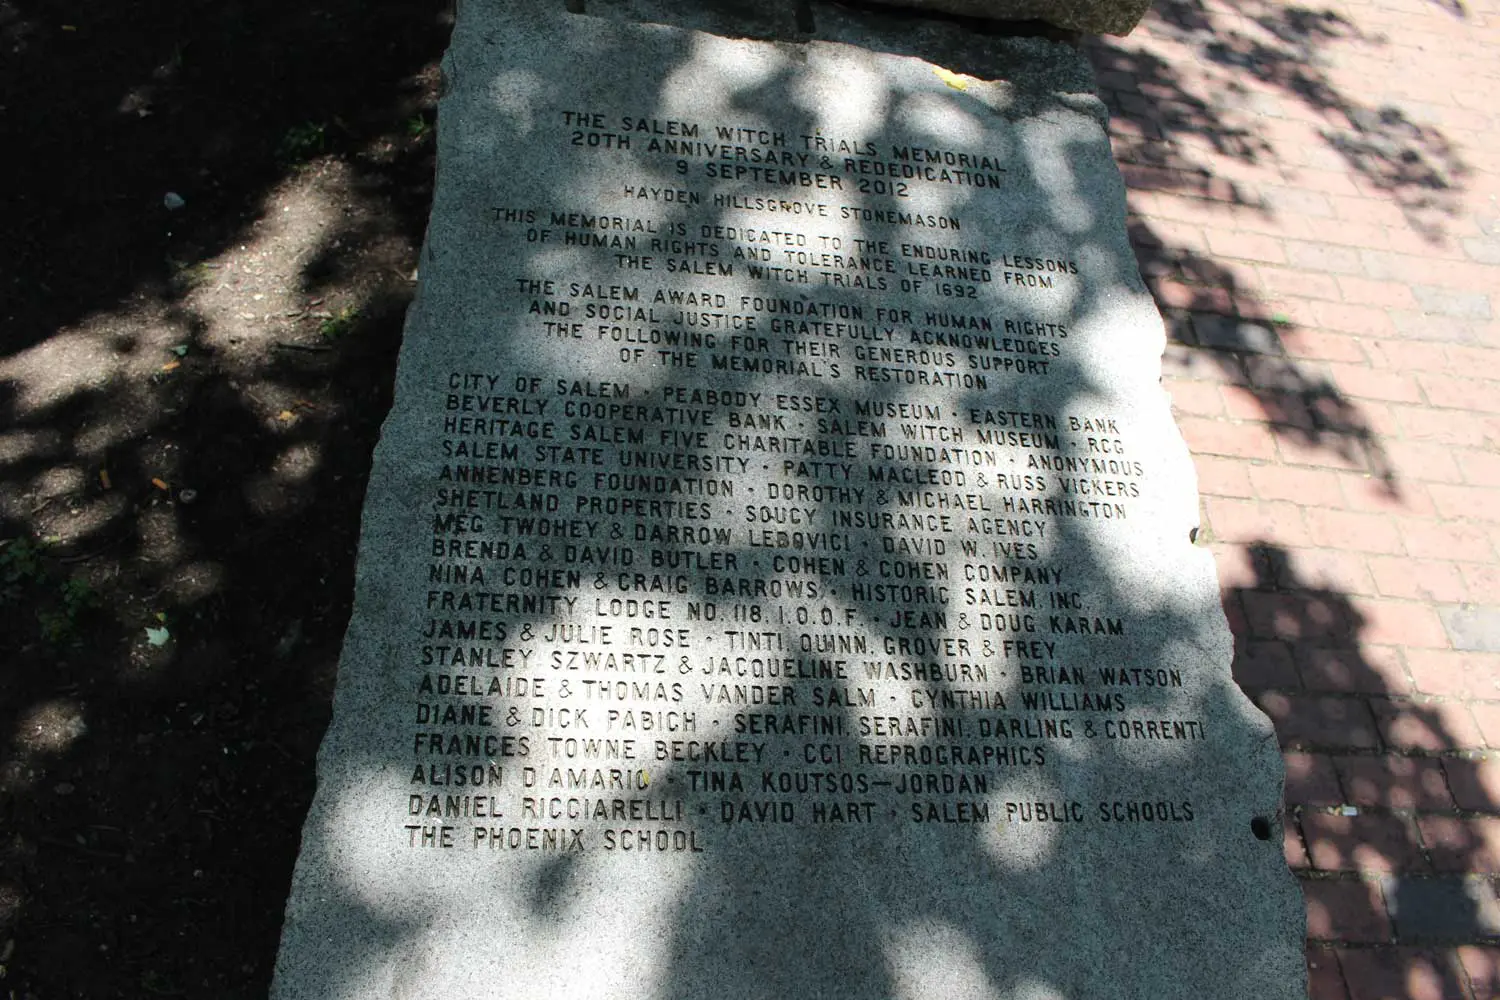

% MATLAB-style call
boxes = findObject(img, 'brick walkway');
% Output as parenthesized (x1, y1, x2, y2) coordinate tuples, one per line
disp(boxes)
(1086, 0, 1500, 995)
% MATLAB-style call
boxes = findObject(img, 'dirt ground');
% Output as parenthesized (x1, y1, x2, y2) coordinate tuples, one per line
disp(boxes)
(0, 0, 449, 994)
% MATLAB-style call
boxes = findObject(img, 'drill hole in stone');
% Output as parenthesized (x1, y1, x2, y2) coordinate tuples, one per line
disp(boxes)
(1250, 816, 1273, 841)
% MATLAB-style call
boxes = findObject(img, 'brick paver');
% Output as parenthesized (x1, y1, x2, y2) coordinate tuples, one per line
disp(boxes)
(1087, 0, 1500, 992)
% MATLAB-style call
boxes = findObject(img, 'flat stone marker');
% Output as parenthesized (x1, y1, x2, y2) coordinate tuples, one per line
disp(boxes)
(272, 3, 1305, 997)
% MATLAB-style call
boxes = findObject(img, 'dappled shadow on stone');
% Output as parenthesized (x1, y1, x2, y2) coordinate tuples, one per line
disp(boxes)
(0, 0, 1467, 996)
(261, 7, 1304, 999)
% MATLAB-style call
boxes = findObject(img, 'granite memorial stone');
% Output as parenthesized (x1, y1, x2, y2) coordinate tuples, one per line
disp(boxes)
(272, 3, 1304, 997)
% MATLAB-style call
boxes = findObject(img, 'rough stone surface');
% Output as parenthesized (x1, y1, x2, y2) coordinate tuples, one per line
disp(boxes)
(1442, 607, 1500, 653)
(856, 0, 1153, 35)
(271, 2, 1303, 998)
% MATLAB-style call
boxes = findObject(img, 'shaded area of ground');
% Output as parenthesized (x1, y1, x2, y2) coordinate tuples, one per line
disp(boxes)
(0, 0, 447, 994)
(1232, 543, 1495, 996)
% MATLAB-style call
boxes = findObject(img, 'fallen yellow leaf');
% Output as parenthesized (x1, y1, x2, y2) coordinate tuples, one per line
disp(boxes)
(277, 410, 296, 422)
(161, 360, 180, 372)
(99, 469, 112, 489)
(933, 66, 969, 91)
(151, 478, 170, 491)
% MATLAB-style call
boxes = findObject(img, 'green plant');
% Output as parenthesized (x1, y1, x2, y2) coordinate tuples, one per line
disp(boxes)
(167, 257, 215, 292)
(319, 305, 361, 340)
(40, 577, 97, 642)
(406, 115, 432, 140)
(0, 537, 44, 596)
(278, 121, 327, 164)
(60, 577, 98, 616)
(2, 539, 97, 643)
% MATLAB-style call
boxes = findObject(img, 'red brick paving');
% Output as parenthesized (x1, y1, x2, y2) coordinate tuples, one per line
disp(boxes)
(1306, 880, 1394, 942)
(1459, 947, 1500, 999)
(1088, 0, 1500, 992)
(1340, 948, 1470, 1000)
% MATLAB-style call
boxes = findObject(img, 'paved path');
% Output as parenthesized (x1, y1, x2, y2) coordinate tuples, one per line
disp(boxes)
(1087, 0, 1500, 994)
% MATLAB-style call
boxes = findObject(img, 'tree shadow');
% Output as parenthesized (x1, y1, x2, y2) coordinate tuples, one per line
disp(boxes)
(1073, 0, 1484, 500)
(0, 303, 409, 992)
(0, 0, 447, 360)
(0, 0, 448, 992)
(1091, 0, 1469, 245)
(0, 0, 1474, 997)
(1231, 541, 1498, 995)
(270, 2, 1304, 998)
(1427, 0, 1469, 17)
(1088, 1, 1496, 984)
(1145, 229, 1398, 489)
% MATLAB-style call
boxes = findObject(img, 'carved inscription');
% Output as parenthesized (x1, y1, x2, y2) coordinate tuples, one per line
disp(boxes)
(403, 106, 1205, 855)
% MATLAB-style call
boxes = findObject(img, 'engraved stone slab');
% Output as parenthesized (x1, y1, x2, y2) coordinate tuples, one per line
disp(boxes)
(272, 4, 1305, 997)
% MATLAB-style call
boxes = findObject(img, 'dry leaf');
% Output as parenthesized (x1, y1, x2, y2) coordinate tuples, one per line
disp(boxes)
(277, 410, 296, 422)
(933, 66, 969, 91)
(161, 360, 181, 372)
(99, 469, 112, 489)
(151, 477, 170, 491)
